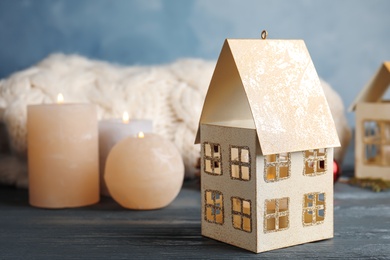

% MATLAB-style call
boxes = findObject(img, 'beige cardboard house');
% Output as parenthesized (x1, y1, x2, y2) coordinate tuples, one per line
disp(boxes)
(350, 62, 390, 181)
(195, 38, 340, 253)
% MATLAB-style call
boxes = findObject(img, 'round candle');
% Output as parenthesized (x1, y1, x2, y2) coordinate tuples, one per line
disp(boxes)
(105, 133, 184, 210)
(27, 101, 99, 208)
(98, 115, 152, 196)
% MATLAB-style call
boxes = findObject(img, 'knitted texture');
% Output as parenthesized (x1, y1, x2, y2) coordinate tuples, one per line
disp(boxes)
(0, 54, 351, 187)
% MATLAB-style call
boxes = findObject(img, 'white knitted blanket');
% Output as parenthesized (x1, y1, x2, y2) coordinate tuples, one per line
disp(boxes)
(0, 54, 351, 187)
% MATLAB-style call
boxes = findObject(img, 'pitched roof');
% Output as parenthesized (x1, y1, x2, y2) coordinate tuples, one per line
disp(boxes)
(349, 62, 390, 111)
(195, 39, 340, 155)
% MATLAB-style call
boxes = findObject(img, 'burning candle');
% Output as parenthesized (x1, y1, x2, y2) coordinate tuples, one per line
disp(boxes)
(104, 133, 184, 210)
(27, 94, 99, 208)
(98, 112, 152, 196)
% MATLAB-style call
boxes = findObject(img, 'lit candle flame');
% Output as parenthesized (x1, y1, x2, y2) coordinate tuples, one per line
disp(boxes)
(122, 111, 130, 124)
(57, 93, 64, 104)
(138, 132, 145, 138)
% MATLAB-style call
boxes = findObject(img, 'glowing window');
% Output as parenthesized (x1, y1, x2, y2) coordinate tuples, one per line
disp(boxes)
(264, 153, 290, 182)
(230, 146, 251, 181)
(303, 149, 327, 176)
(203, 142, 222, 175)
(232, 197, 251, 232)
(303, 192, 325, 226)
(264, 197, 289, 233)
(205, 190, 224, 225)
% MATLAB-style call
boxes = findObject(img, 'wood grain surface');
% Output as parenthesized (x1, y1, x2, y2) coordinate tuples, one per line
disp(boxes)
(0, 179, 389, 259)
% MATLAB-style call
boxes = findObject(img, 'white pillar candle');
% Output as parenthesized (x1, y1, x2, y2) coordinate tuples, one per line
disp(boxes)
(98, 114, 152, 196)
(27, 94, 99, 208)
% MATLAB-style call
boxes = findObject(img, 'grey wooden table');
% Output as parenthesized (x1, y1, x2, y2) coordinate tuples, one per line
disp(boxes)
(0, 179, 389, 259)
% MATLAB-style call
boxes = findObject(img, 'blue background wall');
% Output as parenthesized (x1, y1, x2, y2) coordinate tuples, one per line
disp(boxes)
(0, 0, 389, 128)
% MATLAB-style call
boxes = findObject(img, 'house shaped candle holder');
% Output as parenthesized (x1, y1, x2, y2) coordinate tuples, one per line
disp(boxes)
(350, 62, 390, 181)
(195, 34, 340, 253)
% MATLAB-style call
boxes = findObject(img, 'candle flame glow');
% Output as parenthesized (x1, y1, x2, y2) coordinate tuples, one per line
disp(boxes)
(57, 93, 64, 104)
(122, 111, 130, 124)
(138, 132, 145, 138)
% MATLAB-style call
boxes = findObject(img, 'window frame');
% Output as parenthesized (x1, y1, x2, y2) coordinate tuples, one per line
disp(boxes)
(203, 142, 223, 176)
(264, 197, 289, 233)
(204, 190, 224, 225)
(229, 145, 251, 181)
(264, 153, 291, 182)
(231, 197, 252, 233)
(303, 148, 327, 176)
(302, 192, 326, 226)
(362, 119, 390, 166)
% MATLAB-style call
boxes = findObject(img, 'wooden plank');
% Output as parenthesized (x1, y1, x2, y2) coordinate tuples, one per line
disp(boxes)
(0, 180, 389, 259)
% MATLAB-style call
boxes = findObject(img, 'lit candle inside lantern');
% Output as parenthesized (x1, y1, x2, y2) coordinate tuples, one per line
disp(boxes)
(98, 113, 152, 196)
(122, 111, 130, 123)
(27, 94, 99, 208)
(57, 93, 64, 104)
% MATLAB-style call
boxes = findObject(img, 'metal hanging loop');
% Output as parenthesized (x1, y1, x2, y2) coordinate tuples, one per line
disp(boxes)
(261, 30, 268, 40)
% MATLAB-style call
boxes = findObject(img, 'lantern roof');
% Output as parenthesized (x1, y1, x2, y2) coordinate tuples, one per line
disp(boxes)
(195, 38, 340, 155)
(349, 62, 390, 111)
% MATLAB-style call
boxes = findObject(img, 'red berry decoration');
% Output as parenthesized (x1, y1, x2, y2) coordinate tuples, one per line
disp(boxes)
(333, 160, 340, 183)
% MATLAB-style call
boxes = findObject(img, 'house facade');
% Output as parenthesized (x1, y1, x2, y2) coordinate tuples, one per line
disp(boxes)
(200, 123, 334, 253)
(195, 38, 340, 253)
(350, 62, 390, 180)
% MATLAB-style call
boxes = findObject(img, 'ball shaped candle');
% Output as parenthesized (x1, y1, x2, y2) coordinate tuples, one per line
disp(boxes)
(104, 133, 184, 210)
